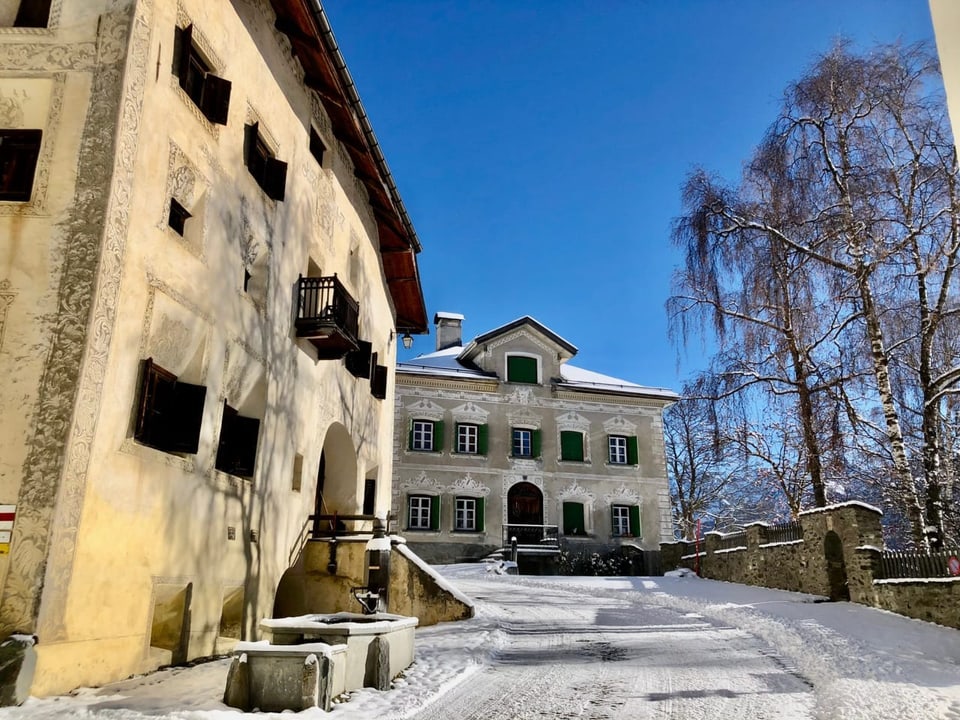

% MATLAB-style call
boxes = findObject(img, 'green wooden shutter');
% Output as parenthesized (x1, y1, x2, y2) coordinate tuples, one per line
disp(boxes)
(610, 505, 617, 535)
(627, 436, 639, 465)
(408, 424, 414, 451)
(563, 502, 585, 535)
(433, 421, 444, 452)
(478, 424, 489, 455)
(476, 498, 485, 532)
(532, 429, 541, 457)
(629, 505, 641, 538)
(429, 496, 440, 530)
(560, 431, 584, 461)
(507, 356, 538, 383)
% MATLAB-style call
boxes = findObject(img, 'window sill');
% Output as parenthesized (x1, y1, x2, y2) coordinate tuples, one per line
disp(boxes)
(558, 459, 590, 465)
(452, 529, 485, 535)
(605, 462, 638, 468)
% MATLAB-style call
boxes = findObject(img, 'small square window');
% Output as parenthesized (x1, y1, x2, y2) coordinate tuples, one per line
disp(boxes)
(168, 198, 191, 236)
(0, 129, 42, 202)
(309, 127, 326, 166)
(13, 0, 52, 28)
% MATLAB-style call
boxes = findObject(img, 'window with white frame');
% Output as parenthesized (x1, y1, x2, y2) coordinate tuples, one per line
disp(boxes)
(457, 423, 478, 454)
(612, 505, 630, 536)
(455, 497, 477, 531)
(408, 495, 432, 530)
(609, 435, 628, 464)
(412, 420, 435, 451)
(512, 428, 532, 457)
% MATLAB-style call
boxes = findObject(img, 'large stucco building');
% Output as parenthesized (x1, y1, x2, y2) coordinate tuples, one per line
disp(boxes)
(0, 0, 426, 696)
(393, 314, 677, 568)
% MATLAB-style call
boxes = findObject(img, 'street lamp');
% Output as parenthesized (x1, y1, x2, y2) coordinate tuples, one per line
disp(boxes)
(401, 333, 413, 350)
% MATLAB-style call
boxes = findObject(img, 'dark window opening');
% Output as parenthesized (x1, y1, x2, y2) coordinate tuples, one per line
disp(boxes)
(371, 362, 388, 400)
(168, 198, 191, 236)
(243, 268, 252, 292)
(172, 24, 231, 125)
(362, 478, 376, 516)
(0, 129, 42, 202)
(215, 402, 260, 479)
(309, 127, 326, 166)
(134, 358, 206, 454)
(14, 0, 52, 27)
(244, 122, 287, 200)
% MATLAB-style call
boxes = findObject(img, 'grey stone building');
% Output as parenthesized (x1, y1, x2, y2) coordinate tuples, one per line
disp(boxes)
(393, 314, 677, 567)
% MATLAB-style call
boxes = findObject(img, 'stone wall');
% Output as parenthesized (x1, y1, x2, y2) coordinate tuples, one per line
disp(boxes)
(661, 502, 960, 630)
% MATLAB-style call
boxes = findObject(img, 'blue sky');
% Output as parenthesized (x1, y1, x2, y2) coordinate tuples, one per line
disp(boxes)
(323, 1, 937, 390)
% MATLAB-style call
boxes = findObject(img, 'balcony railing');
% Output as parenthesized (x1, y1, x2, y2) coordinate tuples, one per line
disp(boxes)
(502, 524, 560, 554)
(308, 513, 396, 540)
(295, 275, 359, 358)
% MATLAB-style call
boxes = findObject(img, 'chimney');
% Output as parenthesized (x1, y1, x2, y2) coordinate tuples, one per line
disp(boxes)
(434, 312, 464, 351)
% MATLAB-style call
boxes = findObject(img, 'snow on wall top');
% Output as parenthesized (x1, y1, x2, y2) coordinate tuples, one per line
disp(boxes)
(798, 500, 883, 517)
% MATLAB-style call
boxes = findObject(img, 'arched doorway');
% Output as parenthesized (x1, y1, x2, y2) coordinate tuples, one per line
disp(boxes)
(507, 482, 543, 545)
(317, 422, 358, 515)
(823, 531, 849, 601)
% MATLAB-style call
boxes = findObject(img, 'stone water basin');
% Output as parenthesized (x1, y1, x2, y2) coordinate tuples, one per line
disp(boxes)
(225, 613, 418, 712)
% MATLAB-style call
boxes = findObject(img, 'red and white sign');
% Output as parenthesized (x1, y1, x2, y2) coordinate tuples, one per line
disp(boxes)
(0, 504, 13, 555)
(948, 556, 960, 577)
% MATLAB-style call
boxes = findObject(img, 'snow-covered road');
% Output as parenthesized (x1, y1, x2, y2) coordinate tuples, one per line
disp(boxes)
(3, 566, 960, 719)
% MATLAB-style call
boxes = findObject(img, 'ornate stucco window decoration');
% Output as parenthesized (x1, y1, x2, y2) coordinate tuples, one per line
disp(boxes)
(403, 399, 445, 455)
(395, 472, 444, 533)
(448, 474, 490, 534)
(605, 485, 642, 540)
(603, 416, 639, 467)
(558, 481, 596, 538)
(556, 411, 591, 464)
(172, 23, 231, 126)
(451, 402, 490, 457)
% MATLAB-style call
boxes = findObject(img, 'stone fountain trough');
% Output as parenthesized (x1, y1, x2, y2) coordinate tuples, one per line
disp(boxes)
(223, 612, 418, 712)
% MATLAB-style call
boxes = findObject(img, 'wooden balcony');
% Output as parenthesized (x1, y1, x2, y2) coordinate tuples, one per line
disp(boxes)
(295, 275, 360, 359)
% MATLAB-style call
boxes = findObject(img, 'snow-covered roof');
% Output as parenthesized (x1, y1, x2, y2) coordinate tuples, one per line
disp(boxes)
(397, 345, 496, 381)
(558, 364, 678, 400)
(398, 347, 677, 400)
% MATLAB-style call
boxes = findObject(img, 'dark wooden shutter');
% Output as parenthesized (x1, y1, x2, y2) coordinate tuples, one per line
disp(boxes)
(243, 122, 258, 168)
(560, 431, 584, 461)
(563, 502, 585, 535)
(231, 415, 260, 478)
(429, 496, 440, 531)
(135, 359, 176, 450)
(627, 436, 639, 465)
(14, 0, 52, 27)
(408, 423, 414, 451)
(168, 380, 206, 454)
(531, 429, 541, 457)
(200, 74, 232, 125)
(477, 424, 488, 455)
(507, 356, 537, 383)
(433, 421, 444, 452)
(174, 24, 193, 83)
(371, 364, 388, 399)
(476, 498, 485, 532)
(345, 340, 372, 378)
(629, 505, 641, 538)
(264, 157, 287, 201)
